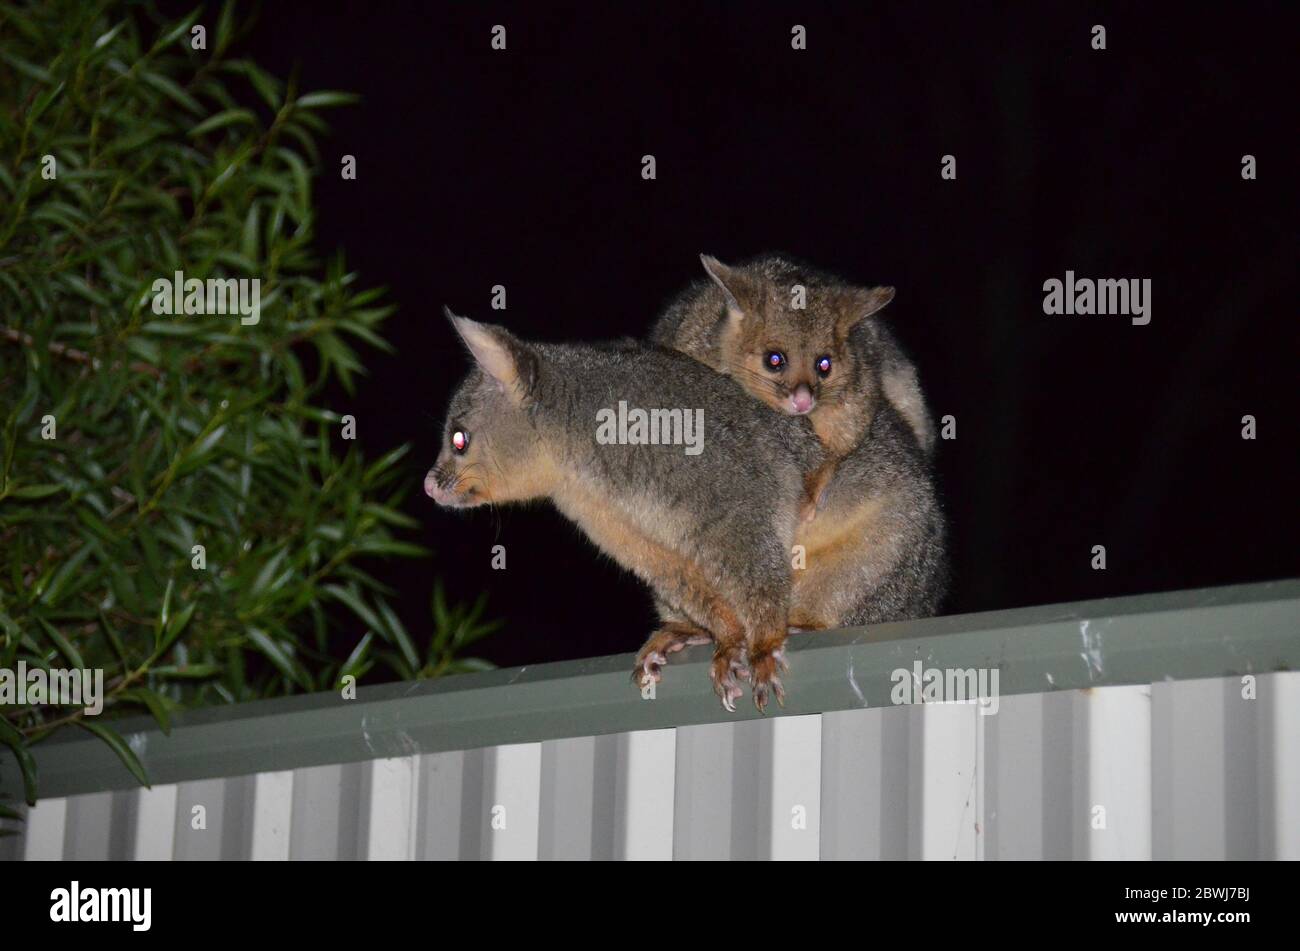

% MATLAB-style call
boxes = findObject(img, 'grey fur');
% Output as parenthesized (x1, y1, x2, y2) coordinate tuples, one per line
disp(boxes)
(430, 317, 824, 707)
(817, 401, 948, 624)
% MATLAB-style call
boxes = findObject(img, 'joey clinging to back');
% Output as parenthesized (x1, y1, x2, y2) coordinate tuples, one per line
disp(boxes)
(652, 254, 935, 461)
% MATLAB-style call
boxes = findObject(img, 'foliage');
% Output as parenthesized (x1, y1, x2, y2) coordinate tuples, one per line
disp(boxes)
(0, 0, 496, 811)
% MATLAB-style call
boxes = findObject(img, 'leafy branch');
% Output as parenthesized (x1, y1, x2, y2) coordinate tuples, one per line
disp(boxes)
(0, 0, 496, 814)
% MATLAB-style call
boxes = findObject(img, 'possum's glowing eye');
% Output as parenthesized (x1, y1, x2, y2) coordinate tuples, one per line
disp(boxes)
(764, 351, 786, 371)
(816, 355, 832, 377)
(451, 430, 469, 453)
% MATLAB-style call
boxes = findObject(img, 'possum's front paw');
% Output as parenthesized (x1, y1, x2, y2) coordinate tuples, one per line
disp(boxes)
(749, 648, 788, 713)
(632, 649, 669, 688)
(632, 624, 713, 689)
(708, 645, 750, 713)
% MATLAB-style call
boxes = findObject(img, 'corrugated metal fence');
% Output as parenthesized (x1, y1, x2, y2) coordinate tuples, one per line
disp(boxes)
(3, 581, 1297, 860)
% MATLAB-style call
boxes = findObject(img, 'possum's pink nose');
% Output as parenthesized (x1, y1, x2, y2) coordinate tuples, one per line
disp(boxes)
(790, 384, 815, 415)
(424, 470, 441, 501)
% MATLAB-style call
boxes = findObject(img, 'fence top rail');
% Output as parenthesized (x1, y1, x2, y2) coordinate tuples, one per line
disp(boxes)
(3, 579, 1297, 799)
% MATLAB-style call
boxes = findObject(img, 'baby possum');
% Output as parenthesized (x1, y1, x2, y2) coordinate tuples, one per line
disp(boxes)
(652, 254, 947, 625)
(655, 254, 935, 496)
(427, 310, 823, 710)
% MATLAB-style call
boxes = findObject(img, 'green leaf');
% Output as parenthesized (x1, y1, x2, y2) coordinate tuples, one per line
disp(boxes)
(6, 483, 63, 499)
(295, 91, 360, 109)
(153, 577, 175, 653)
(275, 147, 311, 213)
(77, 721, 150, 788)
(93, 22, 127, 51)
(322, 584, 384, 637)
(0, 51, 53, 84)
(139, 71, 203, 115)
(150, 664, 221, 680)
(35, 617, 85, 669)
(248, 547, 289, 598)
(156, 601, 197, 659)
(141, 320, 204, 337)
(431, 581, 450, 633)
(338, 631, 373, 684)
(376, 598, 418, 671)
(215, 0, 237, 54)
(174, 424, 229, 477)
(357, 539, 431, 559)
(0, 718, 38, 805)
(226, 60, 282, 109)
(27, 80, 65, 125)
(362, 443, 410, 484)
(246, 626, 310, 689)
(119, 688, 171, 734)
(361, 502, 420, 530)
(188, 108, 258, 137)
(154, 7, 203, 52)
(37, 542, 95, 607)
(98, 610, 131, 672)
(241, 201, 260, 262)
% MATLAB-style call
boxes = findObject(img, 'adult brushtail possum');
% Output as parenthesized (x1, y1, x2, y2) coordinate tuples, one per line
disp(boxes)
(651, 254, 948, 625)
(426, 310, 823, 711)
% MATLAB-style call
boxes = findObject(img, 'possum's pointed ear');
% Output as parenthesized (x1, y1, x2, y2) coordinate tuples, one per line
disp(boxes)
(446, 308, 537, 405)
(700, 254, 751, 325)
(837, 285, 896, 335)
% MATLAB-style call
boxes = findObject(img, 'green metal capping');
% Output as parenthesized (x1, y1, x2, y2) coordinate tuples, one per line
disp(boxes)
(3, 579, 1297, 799)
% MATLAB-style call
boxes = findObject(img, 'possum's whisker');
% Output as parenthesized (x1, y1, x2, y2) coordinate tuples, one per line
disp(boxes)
(476, 448, 506, 538)
(723, 363, 786, 399)
(450, 461, 489, 494)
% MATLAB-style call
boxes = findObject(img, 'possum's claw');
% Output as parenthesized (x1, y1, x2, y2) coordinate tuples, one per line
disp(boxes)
(633, 650, 669, 687)
(752, 677, 785, 713)
(709, 646, 749, 713)
(750, 648, 788, 714)
(632, 625, 714, 689)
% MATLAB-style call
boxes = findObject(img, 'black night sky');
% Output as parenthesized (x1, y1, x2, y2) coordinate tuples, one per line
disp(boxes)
(213, 2, 1295, 669)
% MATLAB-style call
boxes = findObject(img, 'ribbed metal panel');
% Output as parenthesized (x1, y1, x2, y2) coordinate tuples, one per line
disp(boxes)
(6, 672, 1297, 860)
